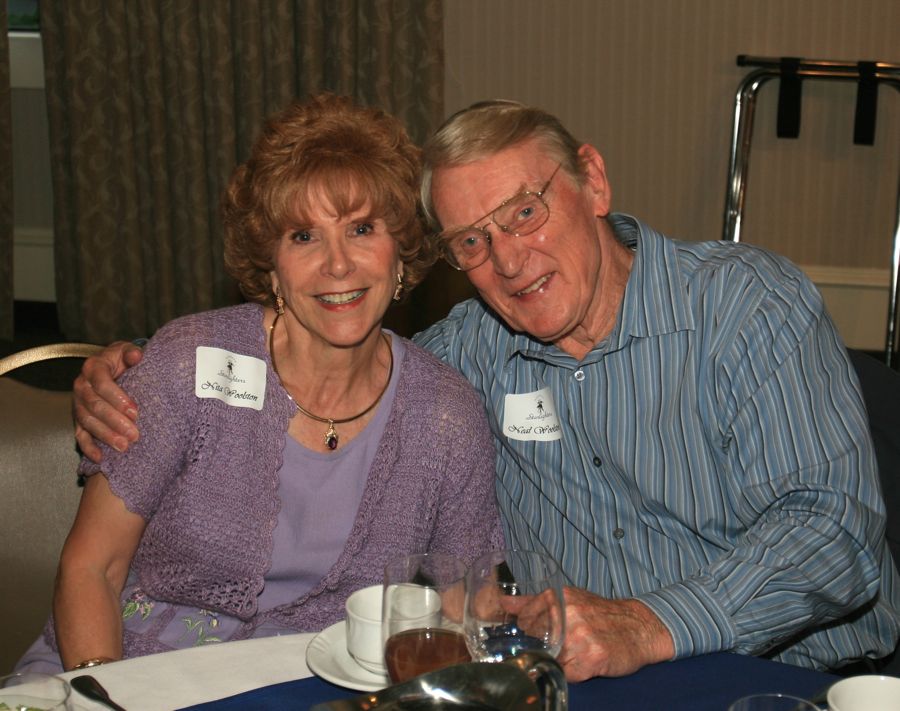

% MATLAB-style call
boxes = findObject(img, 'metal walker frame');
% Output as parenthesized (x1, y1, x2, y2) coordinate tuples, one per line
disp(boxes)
(723, 55, 900, 366)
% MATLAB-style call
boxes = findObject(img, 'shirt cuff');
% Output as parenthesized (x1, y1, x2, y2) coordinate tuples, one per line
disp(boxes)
(636, 578, 738, 659)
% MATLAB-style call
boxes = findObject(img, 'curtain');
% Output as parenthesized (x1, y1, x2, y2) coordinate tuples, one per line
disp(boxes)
(0, 1, 13, 341)
(40, 0, 444, 343)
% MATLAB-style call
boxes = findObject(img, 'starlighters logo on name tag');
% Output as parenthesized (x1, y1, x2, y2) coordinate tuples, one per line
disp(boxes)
(195, 346, 266, 410)
(503, 387, 562, 441)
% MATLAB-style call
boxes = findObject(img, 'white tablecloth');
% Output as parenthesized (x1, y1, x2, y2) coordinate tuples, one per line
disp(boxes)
(59, 633, 316, 711)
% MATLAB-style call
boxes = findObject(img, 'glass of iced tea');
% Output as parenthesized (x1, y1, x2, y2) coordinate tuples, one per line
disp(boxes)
(381, 552, 471, 684)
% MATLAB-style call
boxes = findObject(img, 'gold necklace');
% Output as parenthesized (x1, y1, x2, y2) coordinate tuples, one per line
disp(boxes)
(268, 311, 393, 451)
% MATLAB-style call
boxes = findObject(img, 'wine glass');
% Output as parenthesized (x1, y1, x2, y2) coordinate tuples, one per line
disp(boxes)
(381, 552, 471, 684)
(728, 694, 821, 711)
(0, 672, 73, 710)
(463, 549, 565, 663)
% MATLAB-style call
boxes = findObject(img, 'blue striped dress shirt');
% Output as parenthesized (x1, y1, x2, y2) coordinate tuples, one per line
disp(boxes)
(414, 213, 900, 670)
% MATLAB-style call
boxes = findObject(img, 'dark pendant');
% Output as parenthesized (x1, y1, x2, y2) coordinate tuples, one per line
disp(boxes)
(324, 421, 338, 450)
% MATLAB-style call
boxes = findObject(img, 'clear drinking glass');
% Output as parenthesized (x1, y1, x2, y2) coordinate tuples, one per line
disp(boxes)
(0, 672, 73, 711)
(381, 552, 471, 684)
(463, 549, 565, 663)
(727, 693, 821, 711)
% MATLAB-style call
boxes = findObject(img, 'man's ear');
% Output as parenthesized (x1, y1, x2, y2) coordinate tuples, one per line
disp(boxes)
(577, 144, 612, 218)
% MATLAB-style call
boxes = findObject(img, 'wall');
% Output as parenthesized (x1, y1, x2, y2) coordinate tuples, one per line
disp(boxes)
(10, 3, 900, 348)
(444, 0, 899, 351)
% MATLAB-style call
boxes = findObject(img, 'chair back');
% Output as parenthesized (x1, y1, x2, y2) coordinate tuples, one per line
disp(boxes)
(0, 343, 102, 673)
(0, 343, 104, 376)
(849, 350, 900, 568)
(848, 349, 900, 675)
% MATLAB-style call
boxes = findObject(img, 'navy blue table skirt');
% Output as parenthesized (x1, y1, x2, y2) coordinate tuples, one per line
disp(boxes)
(181, 652, 837, 711)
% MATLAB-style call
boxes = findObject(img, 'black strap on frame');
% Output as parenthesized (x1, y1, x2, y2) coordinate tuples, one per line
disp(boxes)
(854, 61, 878, 146)
(776, 57, 802, 139)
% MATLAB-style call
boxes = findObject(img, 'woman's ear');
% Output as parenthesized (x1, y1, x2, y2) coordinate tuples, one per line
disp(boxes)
(577, 144, 612, 218)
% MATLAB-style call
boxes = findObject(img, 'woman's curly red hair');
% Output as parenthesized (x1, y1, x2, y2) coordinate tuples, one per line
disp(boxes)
(223, 94, 434, 305)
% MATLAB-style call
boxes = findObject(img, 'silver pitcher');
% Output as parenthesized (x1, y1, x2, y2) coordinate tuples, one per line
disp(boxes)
(310, 651, 567, 711)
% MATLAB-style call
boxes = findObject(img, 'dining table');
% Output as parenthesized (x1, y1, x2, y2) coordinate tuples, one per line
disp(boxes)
(55, 630, 841, 711)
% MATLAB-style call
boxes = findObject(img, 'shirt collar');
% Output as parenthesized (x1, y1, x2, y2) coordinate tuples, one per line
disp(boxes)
(503, 213, 695, 366)
(612, 213, 694, 340)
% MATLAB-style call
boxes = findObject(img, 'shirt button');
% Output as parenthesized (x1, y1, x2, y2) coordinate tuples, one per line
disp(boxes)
(574, 369, 585, 381)
(613, 528, 625, 539)
(592, 456, 602, 467)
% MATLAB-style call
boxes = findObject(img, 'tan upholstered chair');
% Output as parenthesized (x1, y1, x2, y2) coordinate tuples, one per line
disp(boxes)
(0, 343, 103, 673)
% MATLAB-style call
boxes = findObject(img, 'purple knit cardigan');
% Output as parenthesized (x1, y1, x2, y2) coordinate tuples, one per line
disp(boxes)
(74, 303, 503, 644)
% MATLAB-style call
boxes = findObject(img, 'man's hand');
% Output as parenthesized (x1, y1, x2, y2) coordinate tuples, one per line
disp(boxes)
(556, 587, 675, 680)
(73, 341, 145, 462)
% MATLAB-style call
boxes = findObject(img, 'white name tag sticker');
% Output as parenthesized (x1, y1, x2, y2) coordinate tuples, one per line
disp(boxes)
(195, 346, 266, 411)
(503, 387, 562, 441)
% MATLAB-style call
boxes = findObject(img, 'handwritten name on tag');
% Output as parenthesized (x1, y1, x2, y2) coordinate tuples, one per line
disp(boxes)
(503, 387, 562, 441)
(195, 346, 266, 410)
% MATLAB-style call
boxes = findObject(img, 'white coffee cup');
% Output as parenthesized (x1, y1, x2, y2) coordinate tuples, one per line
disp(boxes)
(345, 584, 387, 675)
(827, 674, 900, 711)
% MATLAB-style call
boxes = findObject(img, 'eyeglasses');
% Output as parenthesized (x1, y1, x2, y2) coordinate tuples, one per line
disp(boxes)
(438, 163, 563, 271)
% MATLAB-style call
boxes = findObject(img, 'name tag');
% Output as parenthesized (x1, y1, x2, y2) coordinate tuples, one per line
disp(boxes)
(503, 387, 562, 441)
(195, 347, 266, 411)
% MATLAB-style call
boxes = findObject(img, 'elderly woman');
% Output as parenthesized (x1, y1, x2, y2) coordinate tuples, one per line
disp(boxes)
(17, 94, 501, 673)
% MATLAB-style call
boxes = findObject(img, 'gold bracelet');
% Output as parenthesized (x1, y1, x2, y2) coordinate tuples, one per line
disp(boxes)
(71, 657, 113, 670)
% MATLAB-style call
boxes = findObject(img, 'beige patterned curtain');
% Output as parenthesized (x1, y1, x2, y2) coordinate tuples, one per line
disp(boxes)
(0, 2, 13, 341)
(40, 1, 444, 343)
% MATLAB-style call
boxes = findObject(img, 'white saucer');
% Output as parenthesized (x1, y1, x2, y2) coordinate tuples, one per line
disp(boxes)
(306, 620, 391, 692)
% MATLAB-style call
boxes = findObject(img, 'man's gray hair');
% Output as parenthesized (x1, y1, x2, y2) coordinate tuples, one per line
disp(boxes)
(421, 100, 584, 231)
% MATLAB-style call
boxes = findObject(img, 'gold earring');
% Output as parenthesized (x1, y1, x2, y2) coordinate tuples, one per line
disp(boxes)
(392, 273, 404, 301)
(274, 290, 285, 314)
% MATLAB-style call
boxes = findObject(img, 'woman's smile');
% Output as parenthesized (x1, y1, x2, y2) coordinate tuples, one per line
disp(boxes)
(316, 289, 367, 305)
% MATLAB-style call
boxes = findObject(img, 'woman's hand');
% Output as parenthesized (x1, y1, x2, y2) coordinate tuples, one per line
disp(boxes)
(74, 342, 145, 462)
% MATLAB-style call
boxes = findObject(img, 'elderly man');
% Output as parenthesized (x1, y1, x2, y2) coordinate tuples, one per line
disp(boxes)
(73, 100, 900, 680)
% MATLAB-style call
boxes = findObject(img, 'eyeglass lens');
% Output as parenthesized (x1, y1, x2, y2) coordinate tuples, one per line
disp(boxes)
(445, 193, 548, 269)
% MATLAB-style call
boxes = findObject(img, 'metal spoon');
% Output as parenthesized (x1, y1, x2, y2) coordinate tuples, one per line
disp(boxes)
(70, 674, 128, 711)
